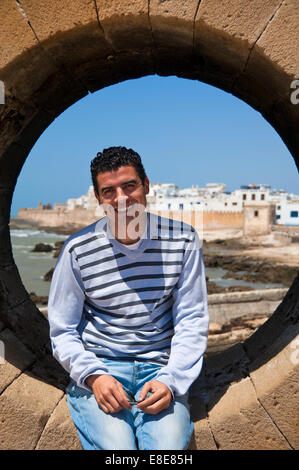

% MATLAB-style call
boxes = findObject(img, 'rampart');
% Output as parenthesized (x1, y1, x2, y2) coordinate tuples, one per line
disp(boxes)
(0, 0, 298, 450)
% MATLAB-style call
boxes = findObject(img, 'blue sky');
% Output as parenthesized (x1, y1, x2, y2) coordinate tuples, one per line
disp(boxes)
(11, 75, 299, 217)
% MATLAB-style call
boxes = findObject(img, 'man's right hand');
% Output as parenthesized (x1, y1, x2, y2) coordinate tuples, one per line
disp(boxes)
(85, 374, 131, 414)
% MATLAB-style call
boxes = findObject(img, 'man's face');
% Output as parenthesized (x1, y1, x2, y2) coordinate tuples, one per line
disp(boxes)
(94, 165, 149, 219)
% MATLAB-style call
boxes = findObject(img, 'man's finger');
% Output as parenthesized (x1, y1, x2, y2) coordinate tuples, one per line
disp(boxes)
(115, 384, 131, 410)
(139, 397, 167, 415)
(137, 390, 163, 409)
(98, 397, 112, 414)
(138, 382, 152, 402)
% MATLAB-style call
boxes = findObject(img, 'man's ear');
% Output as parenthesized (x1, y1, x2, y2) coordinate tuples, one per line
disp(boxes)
(144, 176, 150, 195)
(94, 189, 101, 203)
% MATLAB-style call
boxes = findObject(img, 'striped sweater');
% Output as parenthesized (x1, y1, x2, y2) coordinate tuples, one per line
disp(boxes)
(48, 212, 209, 397)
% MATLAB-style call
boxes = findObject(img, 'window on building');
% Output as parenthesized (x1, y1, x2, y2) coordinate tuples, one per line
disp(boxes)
(243, 194, 246, 200)
(179, 203, 184, 210)
(224, 202, 227, 206)
(261, 194, 265, 200)
(290, 211, 298, 218)
(168, 203, 171, 209)
(277, 205, 281, 210)
(232, 202, 237, 206)
(276, 215, 281, 220)
(254, 210, 259, 217)
(251, 194, 256, 200)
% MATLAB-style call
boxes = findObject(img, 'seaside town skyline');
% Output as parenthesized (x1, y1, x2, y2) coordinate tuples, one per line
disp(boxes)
(18, 180, 299, 228)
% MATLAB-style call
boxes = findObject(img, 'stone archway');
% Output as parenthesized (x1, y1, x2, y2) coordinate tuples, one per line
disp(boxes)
(0, 0, 298, 449)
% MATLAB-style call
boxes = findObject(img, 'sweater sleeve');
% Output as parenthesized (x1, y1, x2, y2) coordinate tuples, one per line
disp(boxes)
(154, 231, 209, 397)
(47, 242, 110, 390)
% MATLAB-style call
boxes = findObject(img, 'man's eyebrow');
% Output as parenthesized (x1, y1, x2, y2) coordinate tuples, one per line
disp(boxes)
(101, 179, 138, 191)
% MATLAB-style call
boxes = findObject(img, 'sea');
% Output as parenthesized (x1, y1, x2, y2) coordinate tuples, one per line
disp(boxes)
(11, 229, 285, 298)
(11, 229, 67, 296)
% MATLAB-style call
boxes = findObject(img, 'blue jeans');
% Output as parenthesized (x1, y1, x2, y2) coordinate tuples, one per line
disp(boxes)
(66, 359, 193, 450)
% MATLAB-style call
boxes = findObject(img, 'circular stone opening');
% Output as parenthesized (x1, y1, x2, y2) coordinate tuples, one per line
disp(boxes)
(0, 2, 298, 449)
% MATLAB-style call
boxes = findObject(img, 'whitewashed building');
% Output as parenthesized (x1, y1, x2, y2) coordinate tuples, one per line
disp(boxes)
(63, 181, 299, 225)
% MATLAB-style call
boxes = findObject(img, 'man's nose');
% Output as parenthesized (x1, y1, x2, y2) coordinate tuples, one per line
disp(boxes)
(114, 187, 128, 202)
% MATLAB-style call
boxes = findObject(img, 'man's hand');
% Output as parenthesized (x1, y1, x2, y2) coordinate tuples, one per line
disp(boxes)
(137, 380, 172, 415)
(86, 374, 131, 414)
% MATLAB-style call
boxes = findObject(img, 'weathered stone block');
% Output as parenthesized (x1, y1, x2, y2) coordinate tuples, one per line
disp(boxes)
(194, 0, 282, 90)
(250, 325, 299, 449)
(0, 372, 63, 449)
(20, 0, 114, 68)
(36, 395, 81, 450)
(190, 397, 217, 450)
(0, 97, 38, 154)
(0, 298, 49, 355)
(246, 0, 299, 100)
(0, 0, 58, 104)
(150, 0, 199, 49)
(208, 377, 291, 449)
(0, 263, 29, 310)
(97, 0, 152, 51)
(244, 275, 299, 364)
(0, 328, 35, 394)
(0, 0, 38, 69)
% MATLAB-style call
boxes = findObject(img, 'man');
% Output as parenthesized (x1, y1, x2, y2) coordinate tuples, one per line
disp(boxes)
(48, 146, 209, 450)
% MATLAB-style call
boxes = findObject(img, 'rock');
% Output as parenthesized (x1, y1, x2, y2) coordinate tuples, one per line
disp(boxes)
(29, 292, 48, 305)
(44, 268, 54, 282)
(31, 243, 54, 253)
(209, 322, 223, 334)
(53, 240, 65, 258)
(207, 279, 254, 294)
(203, 251, 298, 287)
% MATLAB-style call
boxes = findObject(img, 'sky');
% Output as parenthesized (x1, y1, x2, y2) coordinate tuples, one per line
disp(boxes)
(11, 74, 299, 217)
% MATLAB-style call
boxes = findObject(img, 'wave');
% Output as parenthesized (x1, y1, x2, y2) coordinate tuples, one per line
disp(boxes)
(11, 229, 66, 238)
(11, 245, 34, 250)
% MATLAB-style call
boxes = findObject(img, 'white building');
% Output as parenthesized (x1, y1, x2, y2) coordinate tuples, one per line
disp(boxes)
(63, 181, 299, 225)
(231, 184, 299, 225)
(147, 182, 242, 212)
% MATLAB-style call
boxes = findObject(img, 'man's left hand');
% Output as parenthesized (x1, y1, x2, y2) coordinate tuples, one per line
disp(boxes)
(137, 380, 172, 415)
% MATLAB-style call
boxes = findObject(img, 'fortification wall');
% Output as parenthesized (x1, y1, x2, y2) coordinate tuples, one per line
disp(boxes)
(17, 208, 98, 229)
(0, 0, 298, 451)
(17, 207, 244, 232)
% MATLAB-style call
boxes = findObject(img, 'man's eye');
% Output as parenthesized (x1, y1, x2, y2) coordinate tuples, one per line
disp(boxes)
(125, 184, 136, 191)
(103, 189, 113, 197)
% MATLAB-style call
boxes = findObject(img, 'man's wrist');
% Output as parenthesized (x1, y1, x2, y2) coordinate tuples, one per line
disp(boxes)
(85, 374, 102, 389)
(155, 380, 175, 400)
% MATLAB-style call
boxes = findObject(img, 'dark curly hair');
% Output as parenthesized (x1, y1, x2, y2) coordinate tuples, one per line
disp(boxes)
(91, 146, 147, 195)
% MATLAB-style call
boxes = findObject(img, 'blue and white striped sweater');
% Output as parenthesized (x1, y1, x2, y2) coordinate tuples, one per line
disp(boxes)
(48, 212, 209, 397)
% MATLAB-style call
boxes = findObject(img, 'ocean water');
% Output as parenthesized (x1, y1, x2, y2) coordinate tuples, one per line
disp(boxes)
(11, 229, 67, 296)
(10, 229, 285, 298)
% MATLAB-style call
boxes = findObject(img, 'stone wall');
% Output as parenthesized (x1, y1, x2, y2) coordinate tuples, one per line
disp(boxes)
(17, 207, 99, 230)
(17, 207, 244, 233)
(208, 288, 288, 324)
(0, 0, 298, 451)
(243, 203, 276, 236)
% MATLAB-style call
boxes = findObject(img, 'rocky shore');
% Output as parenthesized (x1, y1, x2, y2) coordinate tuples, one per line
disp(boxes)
(30, 233, 299, 295)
